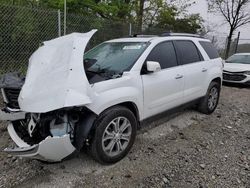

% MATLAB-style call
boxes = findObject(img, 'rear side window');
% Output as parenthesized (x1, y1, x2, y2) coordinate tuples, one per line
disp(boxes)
(146, 41, 178, 69)
(174, 40, 202, 65)
(199, 41, 219, 59)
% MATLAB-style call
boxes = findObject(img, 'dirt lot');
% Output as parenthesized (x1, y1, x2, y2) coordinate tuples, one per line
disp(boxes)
(0, 85, 249, 188)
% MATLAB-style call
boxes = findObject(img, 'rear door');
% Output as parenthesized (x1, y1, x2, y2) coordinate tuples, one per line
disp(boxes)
(174, 40, 208, 103)
(142, 41, 185, 118)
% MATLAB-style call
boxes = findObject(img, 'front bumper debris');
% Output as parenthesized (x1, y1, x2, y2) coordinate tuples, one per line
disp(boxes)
(0, 108, 26, 121)
(4, 123, 76, 162)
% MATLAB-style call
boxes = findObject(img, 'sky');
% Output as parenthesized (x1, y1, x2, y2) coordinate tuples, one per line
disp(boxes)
(187, 0, 250, 44)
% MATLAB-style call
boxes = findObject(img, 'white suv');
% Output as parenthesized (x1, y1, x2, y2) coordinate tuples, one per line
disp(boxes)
(0, 30, 223, 163)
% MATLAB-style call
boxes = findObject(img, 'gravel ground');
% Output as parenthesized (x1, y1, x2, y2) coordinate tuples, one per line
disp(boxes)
(0, 85, 249, 188)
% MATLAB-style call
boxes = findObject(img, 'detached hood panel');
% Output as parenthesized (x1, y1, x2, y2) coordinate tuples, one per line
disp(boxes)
(18, 30, 97, 113)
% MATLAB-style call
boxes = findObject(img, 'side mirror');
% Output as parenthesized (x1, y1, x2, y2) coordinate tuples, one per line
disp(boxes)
(146, 61, 161, 73)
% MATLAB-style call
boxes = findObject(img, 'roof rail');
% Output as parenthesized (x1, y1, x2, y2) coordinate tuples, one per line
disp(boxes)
(132, 34, 157, 38)
(161, 32, 204, 38)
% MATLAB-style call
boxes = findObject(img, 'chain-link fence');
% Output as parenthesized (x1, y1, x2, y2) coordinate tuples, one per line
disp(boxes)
(208, 33, 250, 59)
(0, 5, 59, 74)
(229, 37, 250, 57)
(0, 4, 134, 75)
(2, 4, 249, 75)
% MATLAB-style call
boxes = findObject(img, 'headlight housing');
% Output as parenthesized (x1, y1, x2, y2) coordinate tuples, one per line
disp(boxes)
(244, 71, 250, 75)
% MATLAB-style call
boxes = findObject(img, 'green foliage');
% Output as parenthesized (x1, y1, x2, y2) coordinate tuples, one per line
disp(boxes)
(0, 0, 203, 33)
(38, 0, 133, 21)
(0, 0, 204, 75)
(0, 5, 58, 74)
(148, 2, 203, 34)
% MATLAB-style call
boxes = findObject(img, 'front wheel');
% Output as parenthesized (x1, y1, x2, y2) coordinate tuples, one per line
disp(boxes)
(89, 106, 137, 164)
(198, 81, 220, 114)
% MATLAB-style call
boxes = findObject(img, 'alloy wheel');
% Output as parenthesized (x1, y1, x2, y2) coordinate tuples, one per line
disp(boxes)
(101, 117, 132, 157)
(208, 87, 219, 110)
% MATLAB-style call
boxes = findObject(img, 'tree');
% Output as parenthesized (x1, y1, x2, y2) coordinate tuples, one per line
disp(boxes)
(0, 0, 203, 34)
(140, 0, 203, 34)
(0, 0, 134, 21)
(137, 0, 145, 31)
(155, 8, 203, 33)
(208, 0, 250, 58)
(136, 0, 203, 33)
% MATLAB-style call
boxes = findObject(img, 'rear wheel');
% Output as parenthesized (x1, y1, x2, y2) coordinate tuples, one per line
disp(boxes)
(89, 106, 137, 164)
(198, 81, 220, 114)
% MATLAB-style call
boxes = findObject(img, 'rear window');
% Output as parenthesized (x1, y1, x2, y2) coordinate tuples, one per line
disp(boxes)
(199, 41, 219, 59)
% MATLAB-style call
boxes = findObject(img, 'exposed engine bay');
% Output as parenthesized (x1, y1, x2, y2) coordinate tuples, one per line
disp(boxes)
(13, 109, 80, 146)
(1, 105, 95, 162)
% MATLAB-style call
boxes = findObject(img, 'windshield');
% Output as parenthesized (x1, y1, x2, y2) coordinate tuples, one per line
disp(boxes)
(84, 42, 149, 75)
(226, 54, 250, 64)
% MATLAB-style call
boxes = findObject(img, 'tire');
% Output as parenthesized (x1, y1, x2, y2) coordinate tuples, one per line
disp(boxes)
(198, 81, 220, 114)
(89, 106, 137, 164)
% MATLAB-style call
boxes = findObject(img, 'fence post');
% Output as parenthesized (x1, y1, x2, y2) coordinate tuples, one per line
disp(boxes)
(129, 23, 132, 36)
(58, 10, 61, 37)
(64, 0, 67, 35)
(224, 37, 229, 59)
(212, 36, 215, 44)
(235, 31, 240, 54)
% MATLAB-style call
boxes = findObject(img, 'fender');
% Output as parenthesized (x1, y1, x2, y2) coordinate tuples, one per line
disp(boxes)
(86, 87, 143, 120)
(74, 110, 97, 150)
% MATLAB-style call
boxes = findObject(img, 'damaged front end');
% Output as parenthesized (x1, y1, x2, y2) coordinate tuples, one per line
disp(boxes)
(4, 109, 83, 162)
(0, 82, 81, 162)
(0, 30, 98, 162)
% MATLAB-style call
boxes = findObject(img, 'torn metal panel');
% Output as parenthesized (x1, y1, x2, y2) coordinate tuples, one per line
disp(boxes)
(1, 88, 8, 103)
(5, 123, 76, 162)
(18, 30, 97, 113)
(0, 109, 26, 121)
(7, 123, 30, 147)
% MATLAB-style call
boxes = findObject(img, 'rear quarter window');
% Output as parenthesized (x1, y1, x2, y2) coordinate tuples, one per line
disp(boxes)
(199, 41, 219, 59)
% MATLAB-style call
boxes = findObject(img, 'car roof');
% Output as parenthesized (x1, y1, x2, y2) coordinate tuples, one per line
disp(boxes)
(107, 36, 210, 43)
(107, 37, 154, 43)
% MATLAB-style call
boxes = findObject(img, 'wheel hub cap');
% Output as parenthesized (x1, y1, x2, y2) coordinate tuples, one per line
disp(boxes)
(101, 117, 132, 157)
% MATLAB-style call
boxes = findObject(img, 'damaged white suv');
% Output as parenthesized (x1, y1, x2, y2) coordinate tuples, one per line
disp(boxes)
(0, 30, 223, 163)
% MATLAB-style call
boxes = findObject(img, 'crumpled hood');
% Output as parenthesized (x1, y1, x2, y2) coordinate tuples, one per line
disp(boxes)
(224, 63, 250, 72)
(18, 30, 97, 113)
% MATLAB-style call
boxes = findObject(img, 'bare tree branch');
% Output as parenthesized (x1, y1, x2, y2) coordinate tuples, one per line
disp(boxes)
(208, 0, 250, 58)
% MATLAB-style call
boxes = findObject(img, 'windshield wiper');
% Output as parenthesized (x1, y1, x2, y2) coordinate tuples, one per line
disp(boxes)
(87, 66, 111, 78)
(84, 58, 97, 69)
(86, 69, 105, 75)
(87, 68, 122, 79)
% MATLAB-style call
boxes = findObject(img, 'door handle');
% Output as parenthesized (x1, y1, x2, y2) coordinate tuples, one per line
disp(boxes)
(175, 74, 183, 79)
(202, 68, 208, 72)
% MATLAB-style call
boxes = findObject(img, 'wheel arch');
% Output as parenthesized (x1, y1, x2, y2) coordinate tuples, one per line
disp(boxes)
(211, 77, 222, 89)
(116, 101, 140, 122)
(93, 101, 140, 124)
(74, 101, 140, 150)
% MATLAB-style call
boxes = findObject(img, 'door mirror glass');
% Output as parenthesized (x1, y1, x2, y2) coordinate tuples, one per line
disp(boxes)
(146, 61, 161, 73)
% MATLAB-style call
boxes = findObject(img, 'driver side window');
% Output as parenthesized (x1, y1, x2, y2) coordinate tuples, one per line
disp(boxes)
(146, 41, 178, 69)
